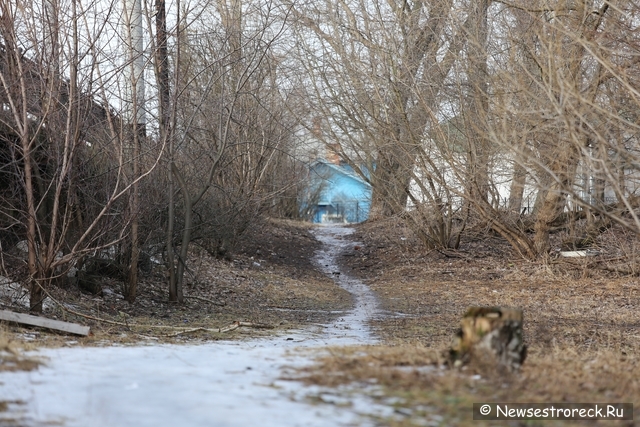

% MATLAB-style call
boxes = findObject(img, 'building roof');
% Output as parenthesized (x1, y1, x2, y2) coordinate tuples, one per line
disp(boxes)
(310, 159, 371, 188)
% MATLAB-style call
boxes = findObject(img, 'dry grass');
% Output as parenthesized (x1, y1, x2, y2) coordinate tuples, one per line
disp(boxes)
(0, 326, 40, 372)
(297, 343, 638, 426)
(292, 219, 640, 426)
(370, 275, 640, 352)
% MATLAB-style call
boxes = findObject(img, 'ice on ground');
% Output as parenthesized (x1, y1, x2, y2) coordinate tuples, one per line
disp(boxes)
(0, 226, 385, 427)
(2, 337, 379, 427)
(311, 226, 380, 345)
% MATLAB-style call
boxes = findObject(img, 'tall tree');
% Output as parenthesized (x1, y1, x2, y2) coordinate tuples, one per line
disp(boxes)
(0, 0, 163, 311)
(122, 0, 146, 302)
(160, 0, 295, 302)
(289, 0, 469, 220)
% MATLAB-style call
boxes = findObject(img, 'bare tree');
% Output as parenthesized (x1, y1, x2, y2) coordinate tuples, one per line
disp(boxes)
(288, 0, 470, 221)
(290, 0, 640, 259)
(122, 0, 147, 302)
(0, 0, 163, 311)
(150, 0, 296, 302)
(475, 0, 634, 257)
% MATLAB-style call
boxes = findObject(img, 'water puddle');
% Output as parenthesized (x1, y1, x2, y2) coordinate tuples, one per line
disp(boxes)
(0, 226, 384, 427)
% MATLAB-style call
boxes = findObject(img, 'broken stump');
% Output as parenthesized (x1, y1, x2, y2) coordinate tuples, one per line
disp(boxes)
(449, 306, 526, 371)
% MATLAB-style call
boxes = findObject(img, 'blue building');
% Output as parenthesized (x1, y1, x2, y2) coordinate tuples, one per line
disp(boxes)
(305, 159, 372, 223)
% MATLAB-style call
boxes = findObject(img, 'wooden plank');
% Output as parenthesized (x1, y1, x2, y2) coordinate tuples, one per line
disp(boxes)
(0, 310, 90, 336)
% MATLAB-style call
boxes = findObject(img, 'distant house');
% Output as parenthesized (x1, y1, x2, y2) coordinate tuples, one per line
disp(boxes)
(305, 159, 372, 223)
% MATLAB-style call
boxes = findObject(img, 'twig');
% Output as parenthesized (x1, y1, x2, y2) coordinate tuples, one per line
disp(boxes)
(216, 321, 275, 333)
(597, 265, 639, 276)
(0, 242, 7, 277)
(219, 322, 240, 333)
(436, 249, 473, 260)
(166, 327, 207, 337)
(66, 308, 130, 327)
(237, 321, 274, 329)
(34, 283, 209, 332)
(42, 287, 131, 327)
(136, 334, 159, 340)
(34, 282, 274, 335)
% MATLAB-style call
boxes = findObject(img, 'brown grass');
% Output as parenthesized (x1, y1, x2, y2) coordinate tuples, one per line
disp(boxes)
(296, 344, 638, 426)
(293, 219, 640, 426)
(0, 326, 40, 372)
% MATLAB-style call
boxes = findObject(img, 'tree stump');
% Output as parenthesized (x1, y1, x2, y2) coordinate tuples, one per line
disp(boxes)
(449, 307, 526, 371)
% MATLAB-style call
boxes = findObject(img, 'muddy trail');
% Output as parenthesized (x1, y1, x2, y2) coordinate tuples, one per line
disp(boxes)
(310, 226, 379, 344)
(0, 226, 386, 427)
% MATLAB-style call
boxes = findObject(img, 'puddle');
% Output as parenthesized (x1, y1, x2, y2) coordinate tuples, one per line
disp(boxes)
(0, 226, 383, 427)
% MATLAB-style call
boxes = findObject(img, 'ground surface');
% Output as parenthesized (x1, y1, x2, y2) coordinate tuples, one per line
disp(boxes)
(0, 218, 351, 347)
(0, 225, 384, 427)
(2, 217, 640, 426)
(304, 218, 640, 426)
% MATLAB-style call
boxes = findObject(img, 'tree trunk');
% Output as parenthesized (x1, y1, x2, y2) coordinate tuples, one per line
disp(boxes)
(473, 197, 537, 259)
(508, 161, 526, 213)
(25, 149, 43, 313)
(170, 163, 188, 303)
(154, 0, 178, 303)
(122, 0, 145, 302)
(369, 146, 412, 219)
(466, 0, 490, 206)
(5, 20, 45, 312)
(533, 145, 580, 255)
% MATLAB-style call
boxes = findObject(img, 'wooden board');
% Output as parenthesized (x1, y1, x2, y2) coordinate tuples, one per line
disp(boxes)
(0, 309, 90, 336)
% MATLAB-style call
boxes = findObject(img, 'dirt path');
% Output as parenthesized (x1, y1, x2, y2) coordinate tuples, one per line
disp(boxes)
(0, 226, 384, 427)
(310, 225, 380, 344)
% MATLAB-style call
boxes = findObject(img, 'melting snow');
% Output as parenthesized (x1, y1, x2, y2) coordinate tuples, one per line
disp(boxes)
(0, 226, 385, 427)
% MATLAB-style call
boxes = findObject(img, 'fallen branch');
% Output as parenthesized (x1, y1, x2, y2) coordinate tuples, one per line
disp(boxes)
(162, 321, 275, 335)
(218, 321, 275, 333)
(54, 302, 130, 327)
(597, 265, 639, 276)
(237, 321, 274, 329)
(219, 322, 240, 333)
(166, 327, 208, 337)
(32, 282, 274, 336)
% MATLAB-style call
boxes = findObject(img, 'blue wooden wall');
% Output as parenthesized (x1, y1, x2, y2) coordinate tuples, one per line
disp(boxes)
(305, 160, 371, 223)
